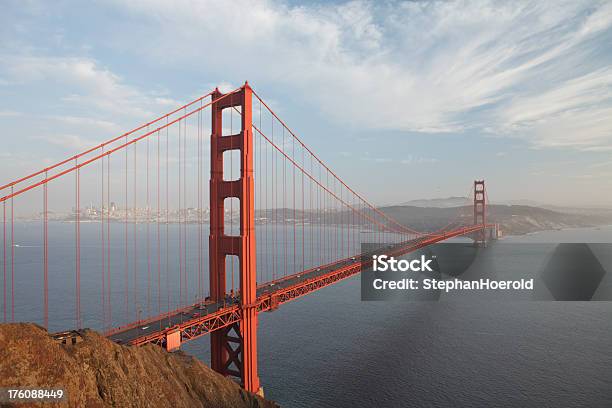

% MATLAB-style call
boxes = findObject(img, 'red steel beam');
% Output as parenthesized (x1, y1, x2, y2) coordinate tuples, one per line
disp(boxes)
(119, 224, 494, 349)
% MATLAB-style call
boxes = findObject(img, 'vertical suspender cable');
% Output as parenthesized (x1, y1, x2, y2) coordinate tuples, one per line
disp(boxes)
(166, 119, 170, 323)
(157, 129, 161, 314)
(11, 187, 14, 322)
(107, 155, 111, 327)
(147, 132, 151, 316)
(43, 171, 48, 329)
(283, 127, 287, 278)
(101, 152, 105, 330)
(310, 154, 313, 268)
(178, 118, 182, 307)
(272, 124, 274, 281)
(124, 136, 129, 322)
(183, 109, 187, 305)
(301, 141, 304, 272)
(197, 105, 201, 301)
(75, 159, 81, 329)
(292, 134, 296, 275)
(134, 140, 137, 320)
(3, 199, 6, 322)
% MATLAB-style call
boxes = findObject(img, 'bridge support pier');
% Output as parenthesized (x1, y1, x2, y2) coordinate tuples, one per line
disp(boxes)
(209, 83, 261, 394)
(166, 328, 181, 352)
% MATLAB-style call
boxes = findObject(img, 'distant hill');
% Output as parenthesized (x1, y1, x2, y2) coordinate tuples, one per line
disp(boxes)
(398, 197, 469, 208)
(378, 204, 612, 236)
(254, 202, 612, 236)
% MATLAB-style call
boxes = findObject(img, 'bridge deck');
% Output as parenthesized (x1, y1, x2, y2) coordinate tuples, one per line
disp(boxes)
(107, 224, 493, 348)
(108, 254, 362, 345)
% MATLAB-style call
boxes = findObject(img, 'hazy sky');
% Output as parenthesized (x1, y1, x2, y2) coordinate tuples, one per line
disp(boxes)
(1, 0, 612, 207)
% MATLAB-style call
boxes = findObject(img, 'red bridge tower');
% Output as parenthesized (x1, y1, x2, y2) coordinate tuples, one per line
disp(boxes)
(209, 83, 260, 394)
(473, 180, 487, 246)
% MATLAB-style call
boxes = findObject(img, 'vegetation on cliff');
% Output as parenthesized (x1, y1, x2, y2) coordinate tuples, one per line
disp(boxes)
(0, 323, 278, 408)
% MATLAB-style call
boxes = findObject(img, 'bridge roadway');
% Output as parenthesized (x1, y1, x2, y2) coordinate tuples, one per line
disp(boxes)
(106, 224, 492, 348)
(107, 252, 366, 346)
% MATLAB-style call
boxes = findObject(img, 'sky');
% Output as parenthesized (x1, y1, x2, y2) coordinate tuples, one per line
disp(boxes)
(1, 0, 612, 207)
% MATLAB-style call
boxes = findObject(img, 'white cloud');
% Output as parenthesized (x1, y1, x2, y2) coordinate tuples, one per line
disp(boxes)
(498, 68, 612, 149)
(0, 54, 193, 160)
(45, 115, 119, 132)
(38, 133, 93, 150)
(401, 156, 439, 165)
(106, 0, 612, 149)
(1, 0, 610, 154)
(0, 110, 22, 117)
(216, 82, 237, 94)
(589, 161, 612, 169)
(0, 55, 177, 119)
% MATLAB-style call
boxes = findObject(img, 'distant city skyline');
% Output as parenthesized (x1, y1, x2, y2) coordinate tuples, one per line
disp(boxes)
(1, 1, 612, 207)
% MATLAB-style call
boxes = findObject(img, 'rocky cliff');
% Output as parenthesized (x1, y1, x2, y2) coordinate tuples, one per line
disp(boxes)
(0, 323, 279, 408)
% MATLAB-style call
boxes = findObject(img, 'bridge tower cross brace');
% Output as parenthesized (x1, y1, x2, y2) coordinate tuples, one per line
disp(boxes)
(473, 180, 486, 245)
(209, 82, 260, 393)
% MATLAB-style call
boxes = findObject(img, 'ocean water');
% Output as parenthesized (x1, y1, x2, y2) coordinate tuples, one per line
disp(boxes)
(4, 223, 612, 407)
(184, 226, 612, 407)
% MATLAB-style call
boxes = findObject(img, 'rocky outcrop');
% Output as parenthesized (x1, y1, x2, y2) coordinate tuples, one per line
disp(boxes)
(0, 323, 279, 408)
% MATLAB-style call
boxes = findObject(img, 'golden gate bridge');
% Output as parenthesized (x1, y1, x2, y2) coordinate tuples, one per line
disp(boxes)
(0, 82, 497, 394)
